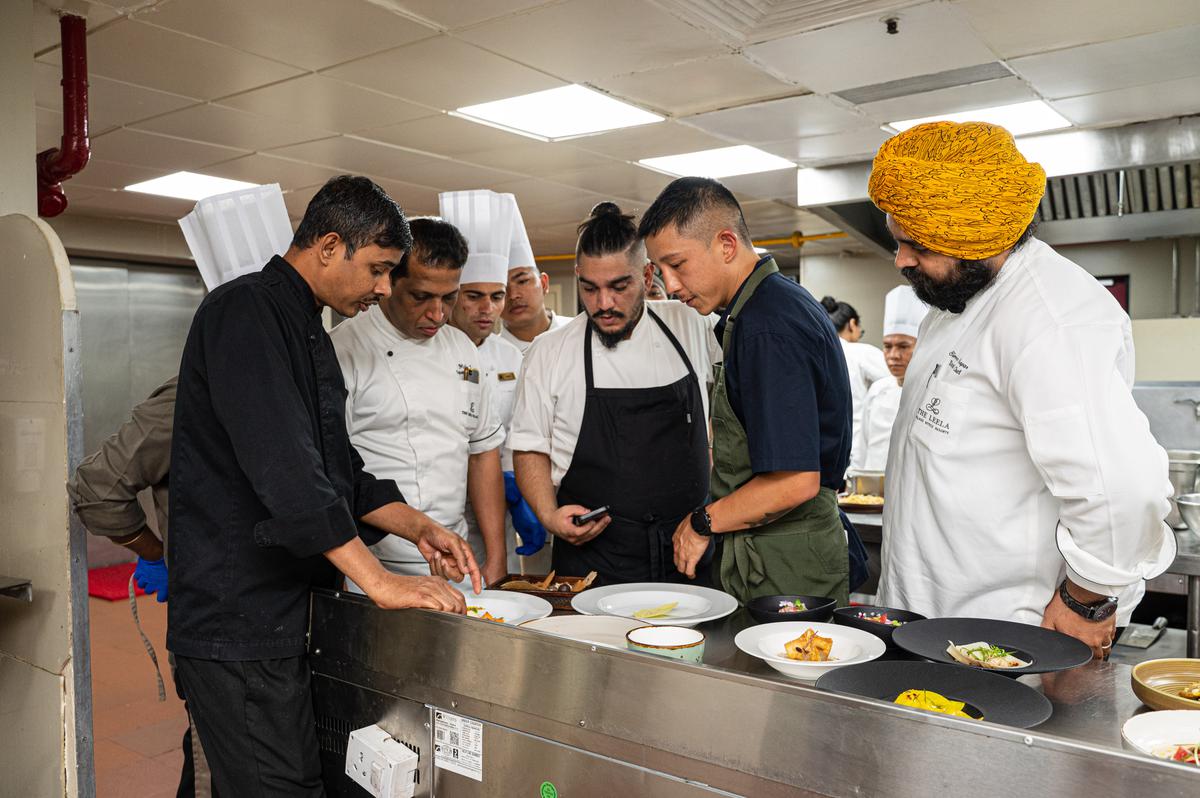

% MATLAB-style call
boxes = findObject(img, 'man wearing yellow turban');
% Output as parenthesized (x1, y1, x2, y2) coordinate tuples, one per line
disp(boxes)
(871, 121, 1176, 663)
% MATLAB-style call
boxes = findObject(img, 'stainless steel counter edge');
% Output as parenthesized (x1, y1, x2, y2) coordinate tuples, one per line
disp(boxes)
(309, 591, 1199, 795)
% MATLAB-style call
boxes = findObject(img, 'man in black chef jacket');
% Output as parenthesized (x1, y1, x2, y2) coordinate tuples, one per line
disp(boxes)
(167, 175, 481, 796)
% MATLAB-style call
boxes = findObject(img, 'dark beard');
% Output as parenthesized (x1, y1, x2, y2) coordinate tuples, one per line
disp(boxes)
(902, 259, 997, 314)
(590, 298, 644, 349)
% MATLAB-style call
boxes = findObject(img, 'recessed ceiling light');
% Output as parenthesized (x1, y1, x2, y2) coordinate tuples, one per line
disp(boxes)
(125, 172, 261, 201)
(887, 100, 1071, 137)
(639, 145, 795, 178)
(454, 84, 662, 142)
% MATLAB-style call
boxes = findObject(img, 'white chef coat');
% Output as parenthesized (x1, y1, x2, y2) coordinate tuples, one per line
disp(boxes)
(851, 376, 901, 473)
(878, 238, 1176, 626)
(477, 333, 525, 471)
(500, 310, 570, 354)
(331, 305, 505, 577)
(510, 301, 723, 486)
(842, 338, 890, 469)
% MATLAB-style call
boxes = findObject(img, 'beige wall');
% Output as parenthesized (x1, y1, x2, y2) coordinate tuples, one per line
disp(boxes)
(1059, 236, 1200, 320)
(1132, 318, 1200, 382)
(0, 0, 35, 218)
(799, 249, 904, 348)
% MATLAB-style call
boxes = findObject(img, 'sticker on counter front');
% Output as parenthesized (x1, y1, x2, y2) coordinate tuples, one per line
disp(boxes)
(433, 709, 483, 782)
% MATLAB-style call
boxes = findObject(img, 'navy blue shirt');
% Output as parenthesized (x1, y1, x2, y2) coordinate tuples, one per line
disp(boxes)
(715, 258, 852, 491)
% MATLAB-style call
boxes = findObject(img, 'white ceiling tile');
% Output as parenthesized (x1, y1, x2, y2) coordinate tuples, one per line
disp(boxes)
(592, 55, 796, 116)
(384, 0, 554, 31)
(489, 178, 601, 212)
(135, 0, 437, 71)
(1050, 76, 1200, 129)
(133, 104, 336, 151)
(746, 2, 996, 94)
(757, 128, 891, 166)
(856, 76, 1037, 125)
(67, 187, 197, 223)
(33, 1, 122, 54)
(72, 159, 172, 191)
(460, 141, 619, 179)
(50, 19, 303, 100)
(196, 154, 343, 191)
(34, 61, 197, 134)
(570, 120, 732, 160)
(718, 169, 799, 203)
(390, 157, 524, 191)
(1010, 25, 1200, 100)
(520, 194, 619, 227)
(90, 128, 249, 171)
(283, 184, 322, 220)
(545, 162, 674, 205)
(216, 75, 435, 133)
(264, 136, 439, 182)
(955, 0, 1200, 58)
(359, 114, 532, 157)
(323, 36, 564, 110)
(685, 94, 867, 143)
(457, 0, 728, 82)
(370, 178, 441, 216)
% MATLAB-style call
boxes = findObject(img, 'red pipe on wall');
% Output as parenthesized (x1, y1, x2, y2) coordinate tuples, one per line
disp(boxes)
(37, 14, 90, 218)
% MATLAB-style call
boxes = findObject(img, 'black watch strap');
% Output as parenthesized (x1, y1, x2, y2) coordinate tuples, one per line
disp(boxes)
(691, 506, 712, 536)
(1058, 579, 1118, 621)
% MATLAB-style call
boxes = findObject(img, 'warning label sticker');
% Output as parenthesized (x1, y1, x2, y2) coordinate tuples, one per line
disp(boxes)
(433, 709, 483, 782)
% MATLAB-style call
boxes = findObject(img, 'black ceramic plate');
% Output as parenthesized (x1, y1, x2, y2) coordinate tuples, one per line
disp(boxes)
(747, 594, 836, 624)
(815, 660, 1053, 728)
(832, 606, 926, 646)
(893, 617, 1092, 675)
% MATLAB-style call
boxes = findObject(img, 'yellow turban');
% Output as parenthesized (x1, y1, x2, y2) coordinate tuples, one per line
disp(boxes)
(868, 121, 1046, 260)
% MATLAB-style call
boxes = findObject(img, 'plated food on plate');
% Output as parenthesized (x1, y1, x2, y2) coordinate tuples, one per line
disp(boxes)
(1131, 659, 1200, 711)
(784, 628, 834, 662)
(946, 640, 1032, 670)
(574, 583, 738, 627)
(1123, 710, 1200, 763)
(498, 570, 598, 594)
(858, 611, 904, 627)
(1154, 743, 1200, 765)
(634, 601, 679, 619)
(839, 493, 884, 506)
(893, 689, 977, 720)
(747, 594, 836, 624)
(459, 590, 553, 626)
(467, 606, 505, 623)
(1180, 682, 1200, 701)
(832, 606, 926, 645)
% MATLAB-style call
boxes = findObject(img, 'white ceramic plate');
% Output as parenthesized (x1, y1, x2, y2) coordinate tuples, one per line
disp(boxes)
(464, 590, 552, 625)
(571, 583, 738, 627)
(1122, 710, 1200, 763)
(734, 621, 886, 681)
(519, 615, 645, 648)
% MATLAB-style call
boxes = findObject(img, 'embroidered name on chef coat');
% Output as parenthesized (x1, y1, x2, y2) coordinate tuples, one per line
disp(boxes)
(497, 372, 517, 381)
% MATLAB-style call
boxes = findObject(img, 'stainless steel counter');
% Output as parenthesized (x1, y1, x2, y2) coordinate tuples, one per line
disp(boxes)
(308, 590, 1200, 797)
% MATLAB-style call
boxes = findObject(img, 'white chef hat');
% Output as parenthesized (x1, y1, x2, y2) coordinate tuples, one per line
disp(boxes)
(178, 184, 293, 292)
(883, 285, 929, 338)
(502, 193, 538, 276)
(438, 189, 514, 285)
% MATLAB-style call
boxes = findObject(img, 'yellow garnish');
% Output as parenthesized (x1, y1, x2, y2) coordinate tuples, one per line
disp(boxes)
(894, 689, 977, 719)
(633, 601, 679, 619)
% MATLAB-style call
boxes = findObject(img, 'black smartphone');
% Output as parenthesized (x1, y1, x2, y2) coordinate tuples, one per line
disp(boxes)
(572, 506, 610, 526)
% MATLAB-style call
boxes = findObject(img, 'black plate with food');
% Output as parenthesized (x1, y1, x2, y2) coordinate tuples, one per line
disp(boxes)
(893, 617, 1092, 675)
(815, 659, 1052, 728)
(832, 606, 926, 646)
(747, 594, 836, 624)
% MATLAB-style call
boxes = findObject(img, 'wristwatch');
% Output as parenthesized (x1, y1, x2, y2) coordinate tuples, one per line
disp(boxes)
(1058, 579, 1118, 621)
(690, 505, 713, 537)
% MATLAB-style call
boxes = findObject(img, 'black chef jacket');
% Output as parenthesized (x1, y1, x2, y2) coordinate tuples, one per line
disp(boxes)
(167, 256, 403, 661)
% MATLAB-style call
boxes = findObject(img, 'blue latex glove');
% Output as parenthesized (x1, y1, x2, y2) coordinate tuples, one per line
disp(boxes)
(503, 471, 547, 555)
(134, 556, 168, 603)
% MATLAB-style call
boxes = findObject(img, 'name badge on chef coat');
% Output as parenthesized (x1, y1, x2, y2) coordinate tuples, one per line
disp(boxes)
(458, 365, 480, 383)
(497, 372, 517, 381)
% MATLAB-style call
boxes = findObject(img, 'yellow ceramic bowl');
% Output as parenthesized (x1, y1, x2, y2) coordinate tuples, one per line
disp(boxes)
(1132, 658, 1200, 711)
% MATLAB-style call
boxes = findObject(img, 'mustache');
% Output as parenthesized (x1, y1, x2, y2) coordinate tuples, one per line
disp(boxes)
(591, 310, 625, 320)
(901, 261, 997, 314)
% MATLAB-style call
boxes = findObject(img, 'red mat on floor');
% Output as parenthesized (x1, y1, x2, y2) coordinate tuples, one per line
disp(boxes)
(88, 562, 146, 601)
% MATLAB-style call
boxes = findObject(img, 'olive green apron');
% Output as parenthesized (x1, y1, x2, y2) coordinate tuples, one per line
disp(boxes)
(710, 258, 850, 606)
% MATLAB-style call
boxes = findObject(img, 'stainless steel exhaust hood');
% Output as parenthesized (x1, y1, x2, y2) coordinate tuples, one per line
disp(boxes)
(797, 116, 1200, 258)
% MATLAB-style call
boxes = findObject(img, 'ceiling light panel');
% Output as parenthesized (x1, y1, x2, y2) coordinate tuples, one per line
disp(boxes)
(887, 100, 1071, 137)
(640, 145, 795, 178)
(455, 85, 663, 142)
(125, 172, 261, 201)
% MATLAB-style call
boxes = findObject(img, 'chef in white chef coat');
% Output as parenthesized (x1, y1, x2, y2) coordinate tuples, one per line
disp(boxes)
(851, 285, 928, 472)
(442, 190, 548, 572)
(332, 216, 509, 589)
(500, 197, 570, 353)
(822, 296, 889, 469)
(870, 121, 1176, 659)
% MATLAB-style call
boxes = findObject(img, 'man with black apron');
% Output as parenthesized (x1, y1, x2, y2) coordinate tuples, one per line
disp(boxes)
(511, 202, 722, 585)
(639, 178, 855, 606)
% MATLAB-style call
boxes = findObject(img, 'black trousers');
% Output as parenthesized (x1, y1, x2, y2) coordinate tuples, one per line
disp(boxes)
(174, 655, 324, 798)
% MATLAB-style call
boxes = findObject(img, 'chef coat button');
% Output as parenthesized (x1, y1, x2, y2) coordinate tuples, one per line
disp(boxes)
(387, 350, 393, 357)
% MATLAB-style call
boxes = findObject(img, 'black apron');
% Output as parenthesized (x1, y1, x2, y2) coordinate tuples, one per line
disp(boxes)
(554, 309, 713, 585)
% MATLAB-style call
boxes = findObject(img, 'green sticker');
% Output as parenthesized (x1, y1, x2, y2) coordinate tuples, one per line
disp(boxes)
(540, 781, 558, 798)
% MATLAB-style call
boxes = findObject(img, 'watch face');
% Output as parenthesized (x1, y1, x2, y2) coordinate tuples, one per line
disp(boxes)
(1092, 600, 1118, 621)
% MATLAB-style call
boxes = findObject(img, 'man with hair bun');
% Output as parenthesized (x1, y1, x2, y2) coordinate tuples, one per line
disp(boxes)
(871, 121, 1176, 660)
(510, 202, 722, 585)
(640, 177, 854, 607)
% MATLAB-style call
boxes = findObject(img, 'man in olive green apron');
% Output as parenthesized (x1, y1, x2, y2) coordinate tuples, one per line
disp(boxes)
(638, 177, 852, 607)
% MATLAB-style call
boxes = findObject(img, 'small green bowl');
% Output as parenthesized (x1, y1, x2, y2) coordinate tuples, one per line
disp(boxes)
(626, 625, 705, 663)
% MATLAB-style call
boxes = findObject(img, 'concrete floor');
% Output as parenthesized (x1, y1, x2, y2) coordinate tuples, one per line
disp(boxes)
(89, 595, 186, 797)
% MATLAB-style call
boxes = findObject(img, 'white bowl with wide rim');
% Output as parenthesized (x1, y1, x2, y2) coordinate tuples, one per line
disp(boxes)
(571, 582, 738, 627)
(1122, 710, 1200, 763)
(463, 590, 552, 625)
(735, 621, 886, 681)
